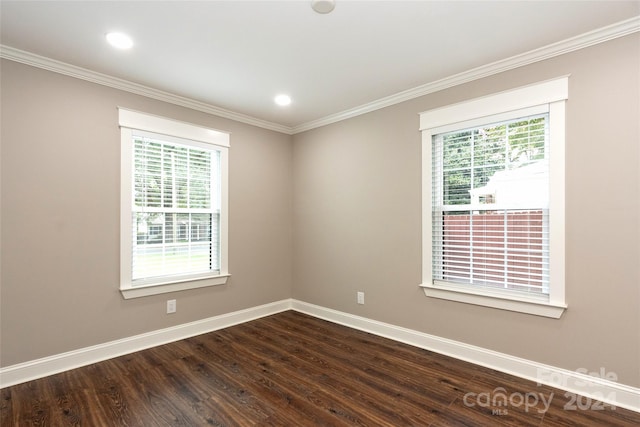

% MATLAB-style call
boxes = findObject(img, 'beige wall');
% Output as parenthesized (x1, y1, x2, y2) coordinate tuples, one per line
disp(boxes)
(292, 34, 640, 387)
(1, 33, 639, 389)
(0, 60, 293, 366)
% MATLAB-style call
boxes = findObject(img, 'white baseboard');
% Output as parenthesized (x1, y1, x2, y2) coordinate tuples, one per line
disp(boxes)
(0, 299, 293, 388)
(2, 298, 638, 414)
(291, 300, 640, 413)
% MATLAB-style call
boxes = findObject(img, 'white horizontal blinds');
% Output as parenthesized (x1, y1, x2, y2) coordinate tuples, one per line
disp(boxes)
(432, 114, 550, 294)
(131, 131, 221, 283)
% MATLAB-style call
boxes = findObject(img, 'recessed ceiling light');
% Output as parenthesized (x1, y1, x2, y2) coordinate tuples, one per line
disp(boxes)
(106, 32, 133, 49)
(311, 0, 336, 14)
(274, 94, 292, 106)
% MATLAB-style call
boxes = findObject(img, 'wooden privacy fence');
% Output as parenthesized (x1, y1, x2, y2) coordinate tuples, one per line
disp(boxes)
(439, 210, 547, 291)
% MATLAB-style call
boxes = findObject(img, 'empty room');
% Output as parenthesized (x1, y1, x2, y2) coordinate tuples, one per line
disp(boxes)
(1, 1, 639, 425)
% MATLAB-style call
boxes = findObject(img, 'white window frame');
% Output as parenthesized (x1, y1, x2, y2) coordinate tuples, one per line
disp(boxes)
(419, 77, 568, 318)
(119, 108, 230, 299)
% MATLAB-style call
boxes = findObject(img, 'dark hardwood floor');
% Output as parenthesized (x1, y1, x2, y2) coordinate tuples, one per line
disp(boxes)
(2, 310, 638, 426)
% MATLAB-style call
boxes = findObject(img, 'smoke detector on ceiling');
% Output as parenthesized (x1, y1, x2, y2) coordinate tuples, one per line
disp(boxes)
(311, 0, 336, 14)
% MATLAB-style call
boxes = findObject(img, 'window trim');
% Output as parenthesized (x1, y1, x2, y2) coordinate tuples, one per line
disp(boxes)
(419, 77, 568, 318)
(119, 108, 230, 299)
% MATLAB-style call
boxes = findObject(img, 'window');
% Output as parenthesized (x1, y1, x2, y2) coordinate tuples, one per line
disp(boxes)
(119, 108, 229, 299)
(420, 78, 567, 318)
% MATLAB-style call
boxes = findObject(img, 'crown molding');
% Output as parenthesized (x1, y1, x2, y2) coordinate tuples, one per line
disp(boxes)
(0, 45, 294, 135)
(292, 15, 640, 134)
(2, 16, 638, 136)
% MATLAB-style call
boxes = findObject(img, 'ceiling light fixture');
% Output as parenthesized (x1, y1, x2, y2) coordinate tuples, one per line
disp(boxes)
(274, 94, 292, 106)
(106, 32, 133, 49)
(311, 0, 335, 14)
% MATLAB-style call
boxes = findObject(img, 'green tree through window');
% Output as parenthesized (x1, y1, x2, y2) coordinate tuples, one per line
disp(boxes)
(439, 116, 546, 205)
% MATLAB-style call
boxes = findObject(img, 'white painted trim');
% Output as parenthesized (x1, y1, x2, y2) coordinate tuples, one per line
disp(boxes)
(0, 46, 292, 135)
(0, 299, 293, 388)
(120, 127, 134, 292)
(420, 283, 566, 319)
(421, 129, 433, 285)
(119, 108, 230, 147)
(119, 109, 230, 297)
(120, 275, 230, 299)
(2, 299, 638, 412)
(1, 17, 638, 135)
(428, 104, 551, 138)
(548, 100, 566, 306)
(420, 78, 568, 316)
(219, 145, 230, 278)
(290, 300, 640, 413)
(419, 77, 568, 131)
(293, 16, 639, 133)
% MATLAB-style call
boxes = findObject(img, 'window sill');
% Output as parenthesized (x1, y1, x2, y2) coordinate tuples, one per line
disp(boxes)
(121, 274, 230, 299)
(419, 282, 566, 318)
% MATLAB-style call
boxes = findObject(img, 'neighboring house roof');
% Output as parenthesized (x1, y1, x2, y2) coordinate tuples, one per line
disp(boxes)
(470, 161, 548, 208)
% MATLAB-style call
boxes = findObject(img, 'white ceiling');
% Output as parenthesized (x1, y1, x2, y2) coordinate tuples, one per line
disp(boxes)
(1, 1, 639, 132)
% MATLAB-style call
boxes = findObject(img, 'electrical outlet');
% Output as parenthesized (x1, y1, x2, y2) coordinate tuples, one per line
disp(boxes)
(166, 299, 176, 314)
(357, 291, 365, 305)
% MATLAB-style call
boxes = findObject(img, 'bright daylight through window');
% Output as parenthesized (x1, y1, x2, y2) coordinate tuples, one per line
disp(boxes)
(420, 78, 568, 318)
(119, 109, 229, 299)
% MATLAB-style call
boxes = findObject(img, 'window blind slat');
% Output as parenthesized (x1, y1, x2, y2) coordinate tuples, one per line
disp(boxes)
(432, 113, 550, 295)
(131, 134, 221, 283)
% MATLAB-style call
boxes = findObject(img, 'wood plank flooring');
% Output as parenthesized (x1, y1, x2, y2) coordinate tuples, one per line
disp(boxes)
(2, 310, 639, 426)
